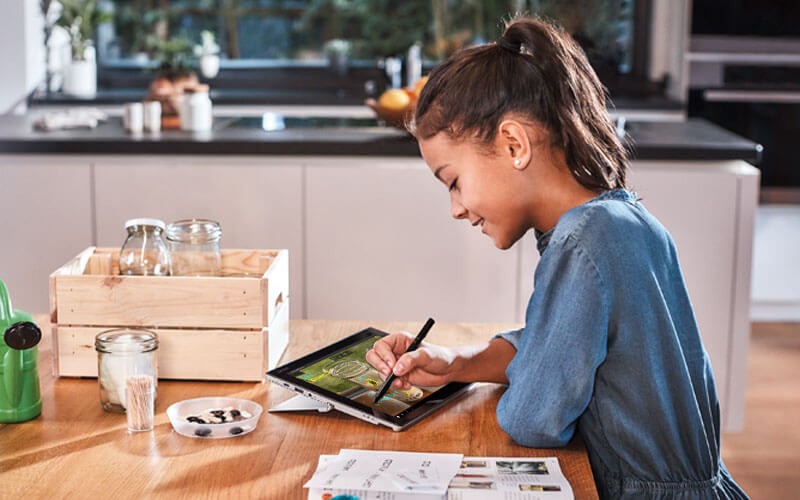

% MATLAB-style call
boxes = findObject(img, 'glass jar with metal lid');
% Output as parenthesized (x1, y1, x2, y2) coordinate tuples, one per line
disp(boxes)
(118, 218, 170, 276)
(165, 218, 222, 276)
(95, 328, 158, 414)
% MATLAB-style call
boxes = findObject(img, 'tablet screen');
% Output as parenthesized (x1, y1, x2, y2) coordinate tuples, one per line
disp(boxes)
(267, 327, 472, 429)
(287, 333, 443, 417)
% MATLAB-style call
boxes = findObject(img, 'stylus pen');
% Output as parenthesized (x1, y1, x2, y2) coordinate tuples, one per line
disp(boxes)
(373, 317, 436, 403)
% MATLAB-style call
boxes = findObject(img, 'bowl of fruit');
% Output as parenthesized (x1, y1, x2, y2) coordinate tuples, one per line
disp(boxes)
(365, 76, 428, 130)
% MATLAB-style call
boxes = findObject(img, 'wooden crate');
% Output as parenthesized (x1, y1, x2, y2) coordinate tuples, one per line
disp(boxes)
(49, 247, 289, 381)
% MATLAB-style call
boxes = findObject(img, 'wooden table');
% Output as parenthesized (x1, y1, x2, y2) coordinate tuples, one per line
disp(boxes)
(0, 319, 598, 499)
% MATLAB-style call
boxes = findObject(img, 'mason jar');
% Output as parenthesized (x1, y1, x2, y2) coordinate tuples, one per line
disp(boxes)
(95, 328, 158, 414)
(118, 218, 170, 276)
(165, 219, 222, 276)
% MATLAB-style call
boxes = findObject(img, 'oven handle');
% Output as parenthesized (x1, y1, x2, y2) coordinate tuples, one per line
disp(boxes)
(704, 89, 800, 104)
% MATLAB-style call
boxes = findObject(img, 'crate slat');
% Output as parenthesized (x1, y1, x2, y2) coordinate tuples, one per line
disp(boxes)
(55, 275, 266, 329)
(54, 325, 276, 381)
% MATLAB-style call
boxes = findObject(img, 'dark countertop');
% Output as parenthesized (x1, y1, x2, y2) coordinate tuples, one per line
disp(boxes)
(0, 113, 762, 163)
(29, 88, 688, 110)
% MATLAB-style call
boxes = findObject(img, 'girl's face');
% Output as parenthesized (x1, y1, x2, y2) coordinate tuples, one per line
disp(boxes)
(418, 131, 535, 250)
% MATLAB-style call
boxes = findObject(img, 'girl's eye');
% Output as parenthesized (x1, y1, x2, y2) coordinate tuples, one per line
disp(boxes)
(448, 179, 458, 192)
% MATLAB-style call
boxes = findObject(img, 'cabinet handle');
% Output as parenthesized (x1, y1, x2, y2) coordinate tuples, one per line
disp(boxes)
(704, 89, 800, 104)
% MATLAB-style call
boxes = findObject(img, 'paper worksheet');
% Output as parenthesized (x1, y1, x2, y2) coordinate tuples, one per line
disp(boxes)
(448, 457, 573, 499)
(305, 449, 463, 499)
(306, 452, 574, 500)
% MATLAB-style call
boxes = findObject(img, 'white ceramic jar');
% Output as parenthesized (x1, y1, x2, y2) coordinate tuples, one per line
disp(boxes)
(180, 84, 213, 132)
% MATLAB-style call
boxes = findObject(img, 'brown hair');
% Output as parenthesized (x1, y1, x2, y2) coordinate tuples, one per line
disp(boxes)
(412, 16, 628, 192)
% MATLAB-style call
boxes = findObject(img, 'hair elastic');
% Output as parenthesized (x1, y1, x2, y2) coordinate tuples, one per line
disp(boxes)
(496, 37, 521, 54)
(496, 37, 534, 56)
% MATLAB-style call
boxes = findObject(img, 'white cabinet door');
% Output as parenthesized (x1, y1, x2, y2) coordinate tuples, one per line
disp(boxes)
(0, 155, 93, 313)
(93, 156, 304, 317)
(305, 158, 519, 323)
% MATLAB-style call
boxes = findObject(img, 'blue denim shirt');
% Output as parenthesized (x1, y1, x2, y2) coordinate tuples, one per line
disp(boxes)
(495, 190, 747, 499)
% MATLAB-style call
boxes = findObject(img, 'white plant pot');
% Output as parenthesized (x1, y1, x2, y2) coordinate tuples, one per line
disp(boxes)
(63, 59, 97, 98)
(199, 54, 220, 79)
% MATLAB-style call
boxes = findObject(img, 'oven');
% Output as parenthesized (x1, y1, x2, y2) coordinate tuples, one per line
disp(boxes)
(689, 86, 800, 188)
(688, 0, 800, 190)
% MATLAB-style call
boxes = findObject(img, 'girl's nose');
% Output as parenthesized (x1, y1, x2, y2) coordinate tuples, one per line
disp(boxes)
(450, 195, 467, 220)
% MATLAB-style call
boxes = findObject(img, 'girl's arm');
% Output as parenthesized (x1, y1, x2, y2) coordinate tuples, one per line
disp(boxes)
(366, 334, 516, 389)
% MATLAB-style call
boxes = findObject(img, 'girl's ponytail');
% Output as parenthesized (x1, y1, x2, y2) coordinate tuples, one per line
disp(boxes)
(414, 16, 629, 192)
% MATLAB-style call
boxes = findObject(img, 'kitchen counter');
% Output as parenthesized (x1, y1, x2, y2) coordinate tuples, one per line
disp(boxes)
(0, 318, 599, 499)
(0, 113, 762, 162)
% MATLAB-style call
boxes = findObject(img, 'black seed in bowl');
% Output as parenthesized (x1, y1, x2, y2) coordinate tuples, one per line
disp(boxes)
(187, 416, 206, 424)
(229, 427, 244, 435)
(195, 427, 212, 437)
(230, 409, 241, 418)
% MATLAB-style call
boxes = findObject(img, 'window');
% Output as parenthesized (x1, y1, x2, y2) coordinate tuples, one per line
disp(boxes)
(96, 0, 655, 101)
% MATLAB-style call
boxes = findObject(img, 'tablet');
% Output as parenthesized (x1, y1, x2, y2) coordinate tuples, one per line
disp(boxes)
(266, 327, 473, 431)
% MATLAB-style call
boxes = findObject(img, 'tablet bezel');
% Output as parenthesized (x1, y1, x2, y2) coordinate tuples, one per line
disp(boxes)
(266, 327, 473, 431)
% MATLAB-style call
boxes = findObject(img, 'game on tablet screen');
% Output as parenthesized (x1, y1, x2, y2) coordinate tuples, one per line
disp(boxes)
(288, 335, 444, 416)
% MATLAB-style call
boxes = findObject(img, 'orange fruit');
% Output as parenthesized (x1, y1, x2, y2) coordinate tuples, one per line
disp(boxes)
(413, 76, 429, 96)
(378, 88, 412, 112)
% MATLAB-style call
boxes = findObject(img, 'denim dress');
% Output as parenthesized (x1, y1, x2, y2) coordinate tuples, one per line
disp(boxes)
(495, 190, 748, 499)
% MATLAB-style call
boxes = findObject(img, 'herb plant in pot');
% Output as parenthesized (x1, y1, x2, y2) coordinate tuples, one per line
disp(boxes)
(194, 31, 221, 79)
(57, 0, 109, 97)
(146, 36, 198, 128)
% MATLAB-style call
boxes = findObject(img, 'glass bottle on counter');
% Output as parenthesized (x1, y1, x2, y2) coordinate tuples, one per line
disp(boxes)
(95, 328, 158, 414)
(165, 218, 222, 276)
(118, 218, 170, 276)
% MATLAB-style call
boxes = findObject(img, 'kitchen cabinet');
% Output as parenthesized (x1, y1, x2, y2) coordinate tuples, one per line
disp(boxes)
(305, 158, 519, 322)
(0, 155, 93, 312)
(92, 155, 305, 318)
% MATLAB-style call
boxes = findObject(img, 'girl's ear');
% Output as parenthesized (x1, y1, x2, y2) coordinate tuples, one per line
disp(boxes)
(497, 119, 532, 171)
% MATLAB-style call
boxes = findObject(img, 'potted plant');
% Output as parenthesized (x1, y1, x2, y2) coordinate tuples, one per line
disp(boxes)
(56, 0, 110, 97)
(194, 30, 221, 79)
(146, 35, 198, 127)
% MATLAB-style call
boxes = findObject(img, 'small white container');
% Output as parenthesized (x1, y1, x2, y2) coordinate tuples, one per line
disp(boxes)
(143, 101, 161, 132)
(167, 397, 263, 439)
(180, 84, 213, 132)
(123, 102, 144, 133)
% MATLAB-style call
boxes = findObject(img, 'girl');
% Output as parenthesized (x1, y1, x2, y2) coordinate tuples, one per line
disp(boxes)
(366, 16, 747, 499)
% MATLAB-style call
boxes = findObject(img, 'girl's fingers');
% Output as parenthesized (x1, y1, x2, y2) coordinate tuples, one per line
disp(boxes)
(366, 332, 412, 378)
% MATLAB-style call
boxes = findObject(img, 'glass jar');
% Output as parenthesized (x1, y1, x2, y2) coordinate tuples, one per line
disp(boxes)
(119, 218, 170, 276)
(165, 219, 222, 276)
(95, 328, 158, 414)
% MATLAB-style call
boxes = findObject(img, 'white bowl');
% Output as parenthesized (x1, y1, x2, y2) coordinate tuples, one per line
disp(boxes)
(166, 397, 263, 439)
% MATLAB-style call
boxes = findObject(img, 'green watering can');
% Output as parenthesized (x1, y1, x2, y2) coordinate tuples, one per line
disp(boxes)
(0, 279, 42, 423)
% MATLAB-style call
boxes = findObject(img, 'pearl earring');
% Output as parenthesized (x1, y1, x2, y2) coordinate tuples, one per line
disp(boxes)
(514, 159, 521, 167)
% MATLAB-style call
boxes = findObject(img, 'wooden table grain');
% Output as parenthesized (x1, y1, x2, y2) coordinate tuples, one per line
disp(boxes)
(0, 319, 598, 499)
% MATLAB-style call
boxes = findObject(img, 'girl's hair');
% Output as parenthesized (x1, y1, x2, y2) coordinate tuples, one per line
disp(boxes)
(413, 16, 629, 192)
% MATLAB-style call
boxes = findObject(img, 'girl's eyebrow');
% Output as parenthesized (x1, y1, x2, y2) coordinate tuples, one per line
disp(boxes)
(433, 164, 449, 181)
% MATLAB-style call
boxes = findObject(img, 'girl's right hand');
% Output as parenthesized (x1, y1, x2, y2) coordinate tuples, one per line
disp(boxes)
(366, 332, 459, 390)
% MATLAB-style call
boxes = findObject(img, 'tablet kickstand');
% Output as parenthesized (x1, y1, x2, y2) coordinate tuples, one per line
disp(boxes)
(269, 395, 333, 413)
